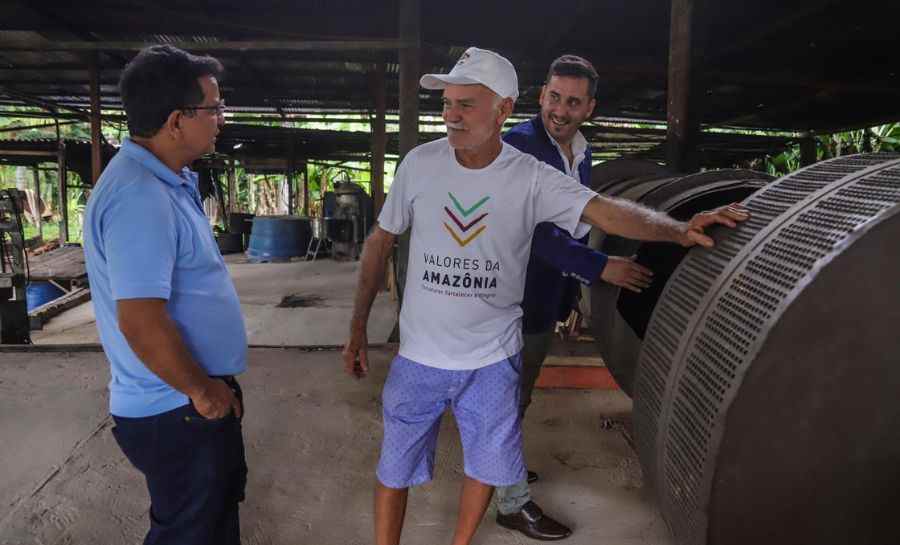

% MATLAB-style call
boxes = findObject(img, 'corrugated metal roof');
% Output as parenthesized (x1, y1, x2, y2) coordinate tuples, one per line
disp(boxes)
(0, 1, 893, 167)
(0, 1, 896, 132)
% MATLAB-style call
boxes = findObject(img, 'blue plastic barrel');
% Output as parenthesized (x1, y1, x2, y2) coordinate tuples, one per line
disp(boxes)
(26, 281, 65, 312)
(246, 216, 312, 263)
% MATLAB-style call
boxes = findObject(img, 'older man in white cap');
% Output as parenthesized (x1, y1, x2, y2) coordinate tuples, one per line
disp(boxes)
(343, 47, 748, 545)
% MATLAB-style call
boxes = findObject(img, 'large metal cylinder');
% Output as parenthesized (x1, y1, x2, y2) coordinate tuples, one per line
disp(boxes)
(589, 163, 773, 395)
(634, 153, 900, 545)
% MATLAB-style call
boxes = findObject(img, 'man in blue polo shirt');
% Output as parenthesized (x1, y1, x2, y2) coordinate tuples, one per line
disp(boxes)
(494, 55, 654, 540)
(83, 45, 247, 545)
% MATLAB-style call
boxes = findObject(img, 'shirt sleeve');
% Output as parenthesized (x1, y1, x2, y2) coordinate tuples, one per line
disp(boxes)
(532, 160, 598, 237)
(103, 185, 178, 301)
(531, 223, 608, 285)
(377, 152, 415, 235)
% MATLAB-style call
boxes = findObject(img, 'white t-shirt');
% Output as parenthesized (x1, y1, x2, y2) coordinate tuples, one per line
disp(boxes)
(379, 138, 597, 370)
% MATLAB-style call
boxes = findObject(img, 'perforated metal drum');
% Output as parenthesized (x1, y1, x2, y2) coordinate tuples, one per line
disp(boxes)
(589, 167, 772, 395)
(635, 153, 900, 545)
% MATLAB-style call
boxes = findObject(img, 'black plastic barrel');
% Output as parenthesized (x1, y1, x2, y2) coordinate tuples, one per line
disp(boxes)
(228, 212, 255, 250)
(216, 232, 244, 255)
(246, 216, 312, 263)
(227, 212, 255, 234)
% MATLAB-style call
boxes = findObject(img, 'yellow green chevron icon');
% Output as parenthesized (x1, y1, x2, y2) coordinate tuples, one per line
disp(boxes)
(444, 192, 489, 246)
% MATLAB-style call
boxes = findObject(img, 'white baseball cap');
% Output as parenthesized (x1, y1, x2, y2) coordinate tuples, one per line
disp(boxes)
(420, 47, 519, 100)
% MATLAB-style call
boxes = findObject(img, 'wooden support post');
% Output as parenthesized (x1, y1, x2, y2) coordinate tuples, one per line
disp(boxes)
(665, 0, 707, 173)
(214, 170, 227, 230)
(287, 138, 296, 215)
(393, 0, 421, 333)
(57, 143, 68, 244)
(800, 136, 817, 167)
(369, 61, 387, 216)
(301, 162, 309, 216)
(248, 170, 256, 213)
(32, 165, 42, 239)
(226, 159, 236, 213)
(88, 52, 103, 184)
(398, 0, 421, 161)
(287, 169, 294, 216)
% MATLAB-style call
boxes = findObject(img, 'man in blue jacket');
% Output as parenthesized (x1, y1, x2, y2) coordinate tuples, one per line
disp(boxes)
(495, 55, 653, 540)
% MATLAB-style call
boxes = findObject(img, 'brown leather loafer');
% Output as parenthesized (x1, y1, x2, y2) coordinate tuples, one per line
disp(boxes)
(496, 500, 572, 541)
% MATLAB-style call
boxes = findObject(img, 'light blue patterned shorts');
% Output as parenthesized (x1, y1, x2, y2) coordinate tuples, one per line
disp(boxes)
(376, 353, 526, 489)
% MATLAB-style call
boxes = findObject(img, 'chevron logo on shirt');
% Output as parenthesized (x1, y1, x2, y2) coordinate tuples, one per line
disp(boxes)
(444, 192, 489, 247)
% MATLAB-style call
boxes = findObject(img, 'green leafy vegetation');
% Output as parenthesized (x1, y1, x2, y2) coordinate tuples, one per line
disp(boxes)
(2, 105, 898, 243)
(765, 123, 900, 177)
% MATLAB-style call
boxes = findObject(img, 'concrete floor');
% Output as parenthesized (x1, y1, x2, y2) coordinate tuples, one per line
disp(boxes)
(0, 347, 673, 545)
(31, 257, 397, 346)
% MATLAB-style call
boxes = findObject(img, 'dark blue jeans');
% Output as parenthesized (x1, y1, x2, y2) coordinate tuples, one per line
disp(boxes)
(111, 378, 247, 545)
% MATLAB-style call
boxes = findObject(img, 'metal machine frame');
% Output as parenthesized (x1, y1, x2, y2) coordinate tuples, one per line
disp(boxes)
(0, 189, 29, 344)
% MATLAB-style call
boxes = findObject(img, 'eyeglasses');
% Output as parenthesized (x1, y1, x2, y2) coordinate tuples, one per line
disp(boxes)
(181, 101, 227, 117)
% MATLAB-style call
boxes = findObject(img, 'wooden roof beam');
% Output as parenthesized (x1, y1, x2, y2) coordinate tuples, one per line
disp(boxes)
(0, 40, 410, 52)
(0, 85, 92, 120)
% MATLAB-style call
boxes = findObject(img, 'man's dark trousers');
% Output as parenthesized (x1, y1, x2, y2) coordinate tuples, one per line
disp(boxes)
(111, 378, 247, 545)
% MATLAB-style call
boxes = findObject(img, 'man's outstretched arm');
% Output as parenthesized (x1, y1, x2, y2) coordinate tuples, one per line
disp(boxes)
(343, 225, 396, 378)
(581, 195, 749, 248)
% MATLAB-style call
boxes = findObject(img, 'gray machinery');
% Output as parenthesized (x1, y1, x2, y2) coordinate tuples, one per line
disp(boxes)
(588, 162, 774, 395)
(330, 181, 374, 260)
(0, 189, 29, 344)
(634, 153, 900, 545)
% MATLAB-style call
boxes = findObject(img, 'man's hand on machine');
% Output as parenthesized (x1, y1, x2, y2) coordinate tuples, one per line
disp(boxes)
(679, 203, 750, 248)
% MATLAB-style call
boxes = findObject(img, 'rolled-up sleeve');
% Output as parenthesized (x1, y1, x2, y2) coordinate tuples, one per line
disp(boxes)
(103, 186, 178, 301)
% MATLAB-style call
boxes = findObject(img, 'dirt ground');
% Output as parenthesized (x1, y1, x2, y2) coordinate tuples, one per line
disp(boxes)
(0, 346, 672, 545)
(31, 257, 397, 347)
